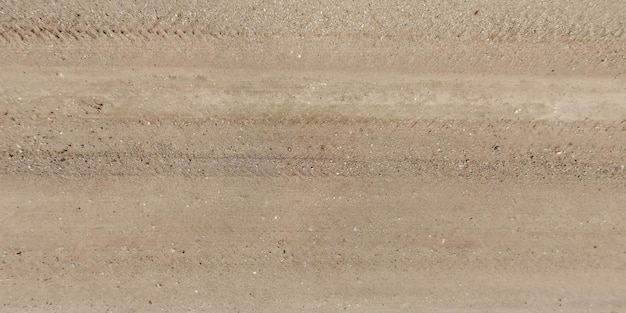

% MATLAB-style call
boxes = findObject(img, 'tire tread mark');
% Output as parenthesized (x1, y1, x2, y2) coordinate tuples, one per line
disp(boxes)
(0, 26, 10, 43)
(2, 14, 624, 44)
(1, 17, 624, 75)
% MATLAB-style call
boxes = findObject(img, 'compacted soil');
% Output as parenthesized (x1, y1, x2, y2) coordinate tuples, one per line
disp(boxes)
(1, 1, 625, 312)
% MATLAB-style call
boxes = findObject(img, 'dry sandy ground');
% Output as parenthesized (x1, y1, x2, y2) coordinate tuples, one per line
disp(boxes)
(1, 1, 626, 312)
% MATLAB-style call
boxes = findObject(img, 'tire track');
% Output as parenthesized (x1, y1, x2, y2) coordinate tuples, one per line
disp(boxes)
(1, 15, 624, 75)
(1, 117, 624, 180)
(0, 8, 624, 45)
(2, 150, 625, 181)
(0, 148, 621, 179)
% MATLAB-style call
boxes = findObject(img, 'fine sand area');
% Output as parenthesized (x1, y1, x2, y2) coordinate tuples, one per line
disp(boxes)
(1, 1, 625, 312)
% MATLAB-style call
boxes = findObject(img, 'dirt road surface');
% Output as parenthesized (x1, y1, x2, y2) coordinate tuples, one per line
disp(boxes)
(1, 1, 626, 312)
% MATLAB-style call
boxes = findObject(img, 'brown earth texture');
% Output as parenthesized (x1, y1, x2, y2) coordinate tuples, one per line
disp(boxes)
(1, 1, 626, 312)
